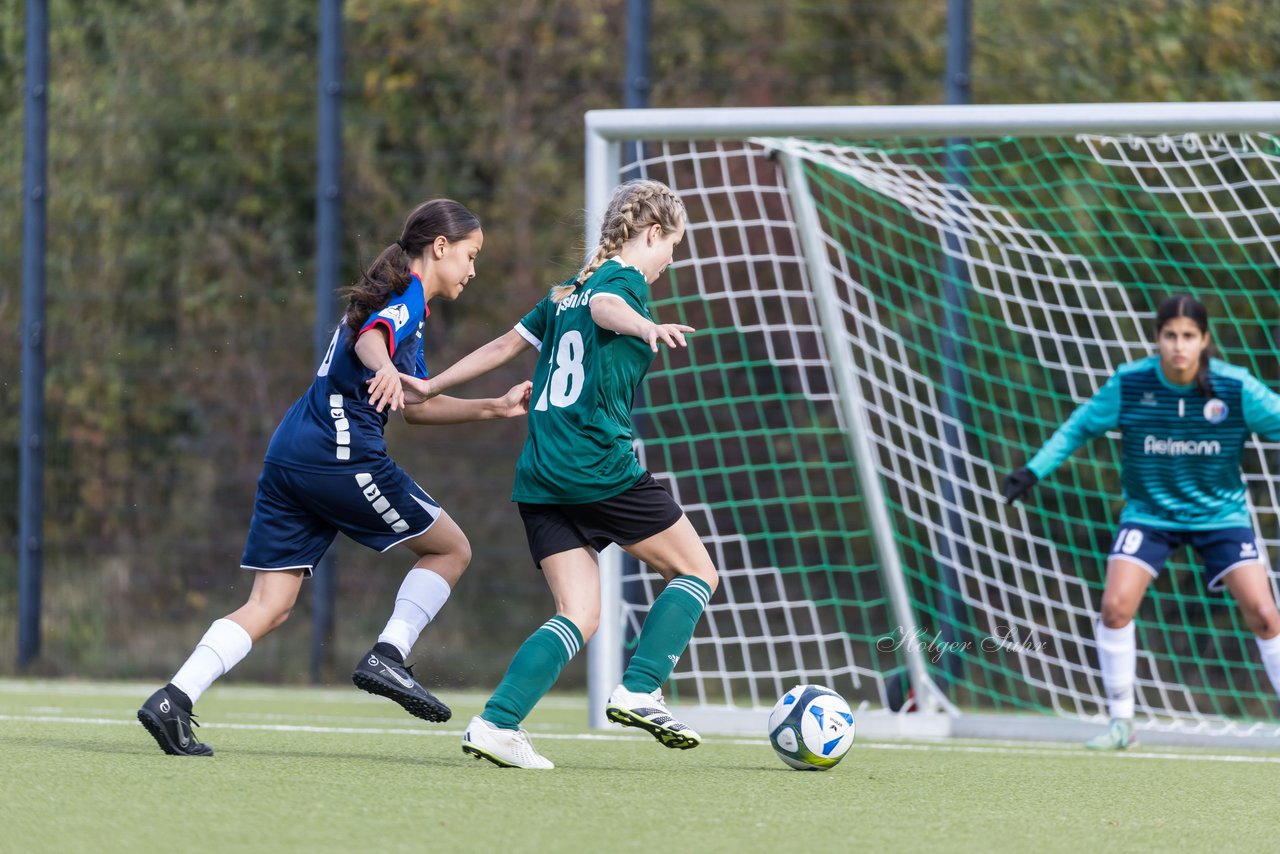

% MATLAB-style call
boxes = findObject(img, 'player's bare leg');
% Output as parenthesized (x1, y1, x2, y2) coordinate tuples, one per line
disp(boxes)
(353, 512, 471, 723)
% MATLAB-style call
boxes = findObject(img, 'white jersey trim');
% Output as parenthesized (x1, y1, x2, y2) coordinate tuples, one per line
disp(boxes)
(1106, 554, 1159, 579)
(377, 517, 440, 553)
(605, 255, 642, 273)
(1208, 557, 1265, 592)
(240, 563, 316, 577)
(514, 322, 542, 352)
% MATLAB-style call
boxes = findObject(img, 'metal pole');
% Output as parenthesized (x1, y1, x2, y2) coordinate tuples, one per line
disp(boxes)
(779, 151, 946, 713)
(622, 0, 651, 176)
(585, 101, 1280, 141)
(929, 0, 975, 691)
(618, 0, 653, 687)
(945, 0, 972, 108)
(311, 0, 343, 683)
(590, 546, 624, 729)
(18, 0, 49, 670)
(585, 132, 623, 728)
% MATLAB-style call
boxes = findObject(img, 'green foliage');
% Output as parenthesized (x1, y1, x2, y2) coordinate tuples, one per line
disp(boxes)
(1, 0, 1277, 681)
(977, 0, 1280, 102)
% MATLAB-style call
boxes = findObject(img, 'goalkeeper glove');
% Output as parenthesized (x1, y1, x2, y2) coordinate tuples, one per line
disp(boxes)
(1002, 467, 1038, 504)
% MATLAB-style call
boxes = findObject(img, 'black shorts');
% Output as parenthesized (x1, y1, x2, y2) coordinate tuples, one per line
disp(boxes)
(518, 472, 684, 569)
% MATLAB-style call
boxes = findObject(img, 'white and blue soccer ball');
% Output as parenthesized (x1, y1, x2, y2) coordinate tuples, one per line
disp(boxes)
(767, 684, 855, 770)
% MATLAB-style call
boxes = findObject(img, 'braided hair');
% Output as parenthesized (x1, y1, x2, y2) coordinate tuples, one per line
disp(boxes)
(552, 179, 686, 303)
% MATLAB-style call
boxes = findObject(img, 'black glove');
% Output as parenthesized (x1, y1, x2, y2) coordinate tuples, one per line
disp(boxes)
(1002, 467, 1038, 505)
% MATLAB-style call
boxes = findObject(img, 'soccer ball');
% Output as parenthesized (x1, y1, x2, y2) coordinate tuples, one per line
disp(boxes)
(767, 684, 855, 770)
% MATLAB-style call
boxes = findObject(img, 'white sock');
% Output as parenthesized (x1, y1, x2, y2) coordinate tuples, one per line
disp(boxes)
(1095, 621, 1136, 719)
(1256, 634, 1280, 698)
(170, 618, 253, 706)
(377, 568, 452, 659)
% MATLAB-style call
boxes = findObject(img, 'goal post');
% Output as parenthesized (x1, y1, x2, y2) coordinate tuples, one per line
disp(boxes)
(584, 102, 1280, 745)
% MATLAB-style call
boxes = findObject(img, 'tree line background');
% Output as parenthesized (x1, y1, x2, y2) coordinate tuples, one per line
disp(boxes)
(1, 0, 1278, 685)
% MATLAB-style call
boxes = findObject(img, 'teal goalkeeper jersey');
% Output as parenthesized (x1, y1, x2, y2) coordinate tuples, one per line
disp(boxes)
(510, 259, 656, 504)
(1027, 357, 1280, 529)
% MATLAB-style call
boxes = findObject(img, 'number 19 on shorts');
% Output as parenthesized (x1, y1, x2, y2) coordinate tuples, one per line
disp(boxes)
(1112, 527, 1145, 556)
(535, 330, 586, 411)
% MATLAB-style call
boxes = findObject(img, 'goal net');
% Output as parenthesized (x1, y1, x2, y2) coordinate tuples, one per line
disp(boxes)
(586, 104, 1280, 743)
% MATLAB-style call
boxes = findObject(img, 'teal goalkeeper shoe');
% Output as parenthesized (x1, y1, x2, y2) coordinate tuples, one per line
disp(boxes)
(1086, 718, 1136, 751)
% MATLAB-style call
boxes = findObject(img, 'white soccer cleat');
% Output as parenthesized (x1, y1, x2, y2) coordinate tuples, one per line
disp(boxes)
(605, 685, 701, 749)
(461, 715, 554, 769)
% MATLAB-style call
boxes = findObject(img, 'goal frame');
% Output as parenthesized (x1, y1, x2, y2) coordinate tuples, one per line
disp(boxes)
(583, 101, 1280, 746)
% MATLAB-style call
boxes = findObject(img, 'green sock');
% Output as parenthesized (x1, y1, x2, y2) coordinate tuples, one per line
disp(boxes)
(622, 575, 712, 693)
(482, 616, 583, 730)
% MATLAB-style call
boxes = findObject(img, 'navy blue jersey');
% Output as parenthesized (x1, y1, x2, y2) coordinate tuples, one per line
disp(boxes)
(265, 273, 429, 473)
(1028, 357, 1280, 529)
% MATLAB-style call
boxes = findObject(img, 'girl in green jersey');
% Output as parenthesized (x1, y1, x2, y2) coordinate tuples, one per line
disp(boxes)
(403, 180, 719, 768)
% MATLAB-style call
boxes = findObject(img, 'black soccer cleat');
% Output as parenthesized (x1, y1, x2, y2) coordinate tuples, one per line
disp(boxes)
(351, 649, 452, 723)
(137, 685, 214, 757)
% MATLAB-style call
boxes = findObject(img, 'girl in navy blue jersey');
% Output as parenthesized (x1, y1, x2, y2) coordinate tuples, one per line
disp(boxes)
(1005, 295, 1280, 749)
(139, 199, 531, 756)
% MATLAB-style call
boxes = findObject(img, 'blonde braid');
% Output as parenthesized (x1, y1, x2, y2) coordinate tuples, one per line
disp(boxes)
(552, 180, 686, 303)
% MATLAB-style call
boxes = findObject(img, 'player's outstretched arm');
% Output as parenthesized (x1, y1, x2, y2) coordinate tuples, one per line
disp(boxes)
(1010, 370, 1122, 497)
(401, 328, 533, 404)
(590, 293, 695, 352)
(403, 381, 533, 425)
(1242, 373, 1280, 440)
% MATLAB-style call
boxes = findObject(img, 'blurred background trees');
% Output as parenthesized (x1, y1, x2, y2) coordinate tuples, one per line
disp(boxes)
(1, 0, 1277, 683)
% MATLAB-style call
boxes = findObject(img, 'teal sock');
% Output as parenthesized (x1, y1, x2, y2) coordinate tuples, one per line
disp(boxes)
(622, 575, 712, 693)
(482, 616, 583, 730)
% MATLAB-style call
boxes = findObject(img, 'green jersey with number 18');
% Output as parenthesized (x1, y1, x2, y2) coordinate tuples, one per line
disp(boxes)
(511, 259, 656, 504)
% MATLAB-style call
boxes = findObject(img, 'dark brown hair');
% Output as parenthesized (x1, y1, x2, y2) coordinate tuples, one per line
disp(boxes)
(343, 199, 481, 335)
(1155, 294, 1215, 398)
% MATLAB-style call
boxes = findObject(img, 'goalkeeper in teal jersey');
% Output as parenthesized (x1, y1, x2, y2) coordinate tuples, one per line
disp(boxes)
(401, 179, 719, 769)
(1004, 295, 1280, 750)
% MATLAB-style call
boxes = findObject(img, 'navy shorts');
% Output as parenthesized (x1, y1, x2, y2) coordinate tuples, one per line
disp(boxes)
(241, 461, 442, 576)
(1107, 524, 1263, 591)
(517, 472, 684, 569)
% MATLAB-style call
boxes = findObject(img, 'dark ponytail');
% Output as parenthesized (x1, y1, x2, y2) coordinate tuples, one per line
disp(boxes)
(343, 199, 481, 337)
(1154, 294, 1215, 398)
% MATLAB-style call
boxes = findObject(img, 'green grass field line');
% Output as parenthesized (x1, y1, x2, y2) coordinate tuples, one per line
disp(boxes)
(3, 679, 1279, 853)
(7, 711, 1280, 764)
